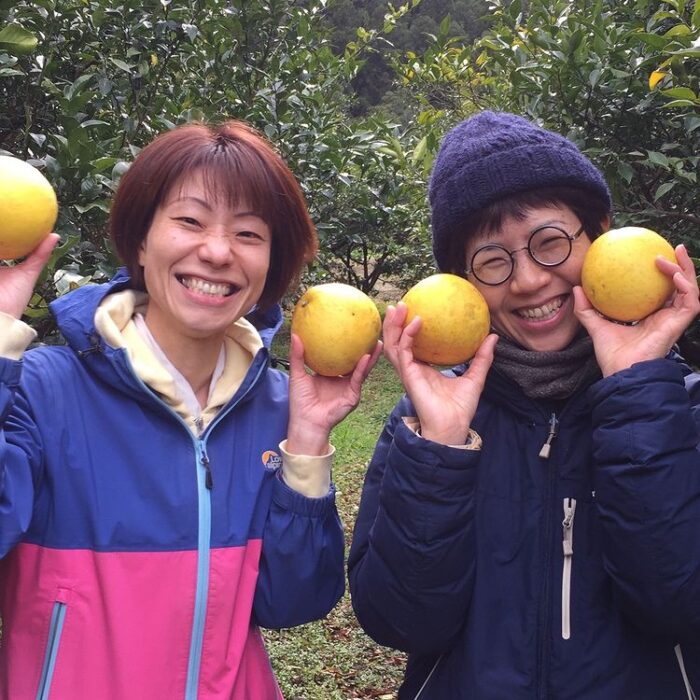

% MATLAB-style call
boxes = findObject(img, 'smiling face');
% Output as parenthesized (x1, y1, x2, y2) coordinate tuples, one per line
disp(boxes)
(137, 174, 271, 352)
(464, 204, 591, 352)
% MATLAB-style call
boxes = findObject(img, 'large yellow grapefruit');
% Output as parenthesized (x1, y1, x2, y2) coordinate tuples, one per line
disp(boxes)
(291, 282, 381, 376)
(581, 227, 677, 322)
(0, 155, 58, 260)
(401, 273, 490, 365)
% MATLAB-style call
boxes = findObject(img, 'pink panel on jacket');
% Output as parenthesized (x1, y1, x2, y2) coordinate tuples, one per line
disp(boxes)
(0, 540, 282, 699)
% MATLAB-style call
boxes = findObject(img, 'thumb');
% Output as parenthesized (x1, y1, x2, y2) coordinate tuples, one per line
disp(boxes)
(572, 286, 602, 332)
(18, 233, 60, 277)
(288, 332, 308, 380)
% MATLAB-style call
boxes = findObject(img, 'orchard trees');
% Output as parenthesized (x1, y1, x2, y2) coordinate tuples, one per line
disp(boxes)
(0, 0, 431, 338)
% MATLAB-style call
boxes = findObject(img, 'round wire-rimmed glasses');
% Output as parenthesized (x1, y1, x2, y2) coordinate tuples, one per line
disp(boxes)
(466, 225, 585, 286)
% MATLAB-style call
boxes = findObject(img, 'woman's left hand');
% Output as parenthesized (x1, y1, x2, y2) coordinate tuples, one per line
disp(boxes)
(285, 333, 383, 455)
(573, 244, 700, 376)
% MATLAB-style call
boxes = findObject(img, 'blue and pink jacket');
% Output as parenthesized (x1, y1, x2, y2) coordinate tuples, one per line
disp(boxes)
(0, 270, 344, 699)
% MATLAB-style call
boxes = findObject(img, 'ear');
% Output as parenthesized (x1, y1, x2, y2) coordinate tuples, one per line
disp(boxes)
(137, 238, 148, 267)
(600, 215, 611, 234)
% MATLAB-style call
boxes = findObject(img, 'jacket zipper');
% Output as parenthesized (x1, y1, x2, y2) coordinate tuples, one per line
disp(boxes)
(412, 654, 444, 699)
(114, 348, 270, 699)
(561, 498, 577, 640)
(675, 645, 697, 700)
(182, 357, 269, 699)
(36, 601, 67, 700)
(184, 440, 213, 700)
(536, 412, 559, 699)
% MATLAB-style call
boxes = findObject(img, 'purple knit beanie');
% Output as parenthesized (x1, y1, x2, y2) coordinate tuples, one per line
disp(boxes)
(428, 111, 612, 271)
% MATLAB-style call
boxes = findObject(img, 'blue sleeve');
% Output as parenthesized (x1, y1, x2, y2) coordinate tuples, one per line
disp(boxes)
(589, 358, 700, 638)
(347, 396, 479, 655)
(253, 474, 344, 629)
(0, 357, 43, 557)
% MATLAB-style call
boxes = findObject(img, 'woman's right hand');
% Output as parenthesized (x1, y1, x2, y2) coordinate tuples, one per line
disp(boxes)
(382, 302, 498, 446)
(0, 234, 59, 319)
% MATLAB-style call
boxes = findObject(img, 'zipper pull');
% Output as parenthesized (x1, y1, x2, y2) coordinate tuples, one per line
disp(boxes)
(539, 412, 558, 458)
(562, 497, 576, 555)
(201, 449, 213, 490)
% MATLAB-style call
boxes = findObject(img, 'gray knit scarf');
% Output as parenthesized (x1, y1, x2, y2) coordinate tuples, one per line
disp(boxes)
(491, 332, 602, 401)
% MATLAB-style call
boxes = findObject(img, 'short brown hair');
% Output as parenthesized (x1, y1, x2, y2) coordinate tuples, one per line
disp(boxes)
(109, 120, 317, 309)
(441, 186, 611, 276)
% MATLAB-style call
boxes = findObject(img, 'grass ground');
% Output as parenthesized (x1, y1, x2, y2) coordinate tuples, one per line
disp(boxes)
(264, 320, 407, 699)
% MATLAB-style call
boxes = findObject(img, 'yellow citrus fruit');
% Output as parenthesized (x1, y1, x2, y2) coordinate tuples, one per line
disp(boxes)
(291, 283, 381, 376)
(401, 273, 490, 365)
(0, 155, 58, 260)
(581, 227, 677, 322)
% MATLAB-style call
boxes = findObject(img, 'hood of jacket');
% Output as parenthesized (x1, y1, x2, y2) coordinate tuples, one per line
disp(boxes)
(47, 267, 284, 402)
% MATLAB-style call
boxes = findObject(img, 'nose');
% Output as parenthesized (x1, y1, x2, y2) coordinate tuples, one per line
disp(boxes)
(197, 229, 234, 266)
(508, 251, 551, 294)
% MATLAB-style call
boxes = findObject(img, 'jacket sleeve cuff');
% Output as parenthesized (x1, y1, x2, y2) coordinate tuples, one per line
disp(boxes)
(0, 312, 37, 359)
(402, 416, 482, 450)
(279, 439, 334, 498)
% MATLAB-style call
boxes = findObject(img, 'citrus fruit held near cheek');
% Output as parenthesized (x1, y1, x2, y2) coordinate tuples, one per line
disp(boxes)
(581, 227, 677, 322)
(291, 283, 381, 376)
(401, 273, 490, 365)
(0, 155, 58, 260)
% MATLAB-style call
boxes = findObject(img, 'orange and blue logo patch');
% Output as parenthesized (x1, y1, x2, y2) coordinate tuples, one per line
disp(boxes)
(262, 450, 282, 469)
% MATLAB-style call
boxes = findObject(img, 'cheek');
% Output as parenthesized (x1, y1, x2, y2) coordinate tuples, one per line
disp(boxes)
(564, 257, 586, 284)
(475, 286, 503, 314)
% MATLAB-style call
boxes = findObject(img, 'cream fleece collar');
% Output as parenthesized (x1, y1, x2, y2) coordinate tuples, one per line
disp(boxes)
(93, 289, 264, 432)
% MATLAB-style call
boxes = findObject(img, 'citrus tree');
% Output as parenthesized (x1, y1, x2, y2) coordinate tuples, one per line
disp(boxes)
(398, 0, 700, 249)
(0, 0, 431, 338)
(395, 0, 700, 359)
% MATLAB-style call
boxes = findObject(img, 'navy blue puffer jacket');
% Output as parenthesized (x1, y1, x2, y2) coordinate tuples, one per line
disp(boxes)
(349, 357, 700, 699)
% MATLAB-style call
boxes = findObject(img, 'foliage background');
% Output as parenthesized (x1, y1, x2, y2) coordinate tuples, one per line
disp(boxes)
(1, 0, 699, 696)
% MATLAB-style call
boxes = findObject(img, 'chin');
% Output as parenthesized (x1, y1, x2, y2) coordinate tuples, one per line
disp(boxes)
(527, 335, 578, 353)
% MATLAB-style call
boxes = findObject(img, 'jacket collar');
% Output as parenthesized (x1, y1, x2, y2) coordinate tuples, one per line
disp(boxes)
(49, 267, 284, 354)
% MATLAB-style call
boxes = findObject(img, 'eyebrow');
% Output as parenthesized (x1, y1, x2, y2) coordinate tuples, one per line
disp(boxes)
(168, 195, 212, 209)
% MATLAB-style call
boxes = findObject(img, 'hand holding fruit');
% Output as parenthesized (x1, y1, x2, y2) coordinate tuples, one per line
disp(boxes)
(383, 300, 498, 445)
(0, 234, 60, 320)
(0, 156, 59, 319)
(383, 274, 496, 445)
(286, 283, 383, 455)
(576, 227, 700, 376)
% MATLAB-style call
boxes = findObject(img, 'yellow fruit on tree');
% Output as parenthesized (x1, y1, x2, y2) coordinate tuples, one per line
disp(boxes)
(291, 283, 381, 376)
(401, 273, 490, 365)
(581, 227, 677, 322)
(0, 155, 58, 260)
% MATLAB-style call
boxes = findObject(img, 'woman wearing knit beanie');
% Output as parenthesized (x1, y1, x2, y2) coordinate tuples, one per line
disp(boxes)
(349, 111, 700, 699)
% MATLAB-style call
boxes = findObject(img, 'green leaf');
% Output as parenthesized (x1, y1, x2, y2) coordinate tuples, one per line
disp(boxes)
(663, 99, 699, 107)
(618, 161, 634, 184)
(661, 87, 697, 100)
(108, 57, 133, 73)
(80, 119, 110, 128)
(654, 181, 675, 200)
(685, 115, 700, 132)
(65, 73, 95, 100)
(646, 150, 670, 167)
(664, 23, 692, 37)
(74, 201, 110, 214)
(0, 24, 38, 56)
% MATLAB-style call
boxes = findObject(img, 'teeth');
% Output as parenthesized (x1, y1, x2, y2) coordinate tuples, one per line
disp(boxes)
(518, 297, 563, 320)
(180, 276, 233, 297)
